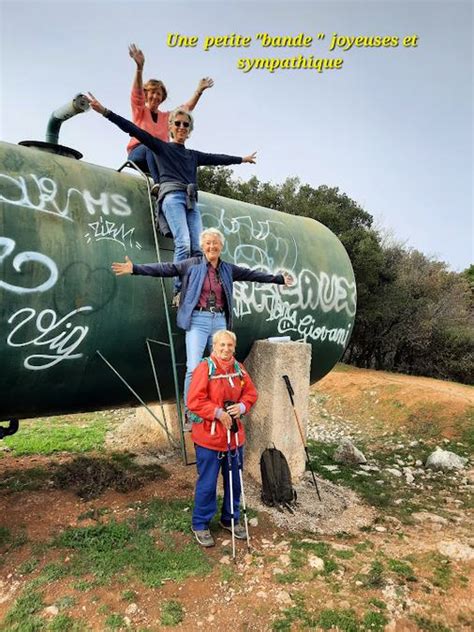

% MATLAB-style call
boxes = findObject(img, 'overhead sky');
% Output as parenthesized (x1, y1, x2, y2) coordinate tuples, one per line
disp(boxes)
(1, 0, 472, 271)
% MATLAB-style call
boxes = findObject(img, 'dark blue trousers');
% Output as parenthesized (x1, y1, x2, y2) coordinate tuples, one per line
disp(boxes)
(128, 144, 160, 183)
(192, 444, 244, 530)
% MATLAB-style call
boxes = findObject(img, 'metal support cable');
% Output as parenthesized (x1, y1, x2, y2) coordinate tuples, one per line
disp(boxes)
(96, 350, 178, 448)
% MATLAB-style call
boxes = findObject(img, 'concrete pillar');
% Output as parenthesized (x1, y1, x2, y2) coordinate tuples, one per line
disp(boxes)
(242, 340, 312, 484)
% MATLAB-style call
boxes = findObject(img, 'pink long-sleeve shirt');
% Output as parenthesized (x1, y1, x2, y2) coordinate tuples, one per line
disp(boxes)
(126, 86, 194, 153)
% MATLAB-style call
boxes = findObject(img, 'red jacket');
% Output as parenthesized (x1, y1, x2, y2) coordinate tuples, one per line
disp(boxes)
(188, 355, 258, 451)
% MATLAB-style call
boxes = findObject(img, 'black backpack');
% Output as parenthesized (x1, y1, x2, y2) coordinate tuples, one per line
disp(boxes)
(260, 447, 297, 512)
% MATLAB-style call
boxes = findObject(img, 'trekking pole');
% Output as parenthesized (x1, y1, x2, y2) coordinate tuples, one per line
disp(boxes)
(226, 428, 236, 561)
(233, 430, 251, 552)
(282, 375, 322, 501)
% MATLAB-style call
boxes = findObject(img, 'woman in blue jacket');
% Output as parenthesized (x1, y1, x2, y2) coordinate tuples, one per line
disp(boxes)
(112, 228, 293, 409)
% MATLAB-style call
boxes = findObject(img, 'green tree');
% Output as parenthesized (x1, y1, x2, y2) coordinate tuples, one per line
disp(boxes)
(197, 168, 473, 383)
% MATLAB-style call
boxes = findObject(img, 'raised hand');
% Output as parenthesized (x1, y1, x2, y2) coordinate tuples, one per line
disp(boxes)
(283, 273, 295, 287)
(242, 151, 257, 164)
(86, 92, 106, 115)
(128, 43, 145, 70)
(111, 256, 133, 276)
(196, 77, 214, 93)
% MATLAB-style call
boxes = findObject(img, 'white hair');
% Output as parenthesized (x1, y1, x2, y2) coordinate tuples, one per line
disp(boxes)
(212, 330, 236, 347)
(200, 227, 225, 248)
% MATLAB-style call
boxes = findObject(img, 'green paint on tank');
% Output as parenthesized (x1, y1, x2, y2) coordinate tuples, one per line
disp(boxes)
(0, 141, 356, 419)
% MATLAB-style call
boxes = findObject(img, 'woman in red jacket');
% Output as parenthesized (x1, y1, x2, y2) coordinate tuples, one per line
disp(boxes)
(187, 330, 257, 547)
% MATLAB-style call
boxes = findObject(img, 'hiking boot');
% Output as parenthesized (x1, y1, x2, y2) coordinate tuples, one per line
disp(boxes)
(171, 292, 181, 309)
(219, 521, 247, 540)
(192, 528, 215, 547)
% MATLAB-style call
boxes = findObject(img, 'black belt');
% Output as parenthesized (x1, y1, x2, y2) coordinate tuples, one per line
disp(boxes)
(194, 307, 224, 313)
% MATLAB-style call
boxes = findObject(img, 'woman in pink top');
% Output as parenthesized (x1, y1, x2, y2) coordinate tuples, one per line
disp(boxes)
(127, 43, 214, 185)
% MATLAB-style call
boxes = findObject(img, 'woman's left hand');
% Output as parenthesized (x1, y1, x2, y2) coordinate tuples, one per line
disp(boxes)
(242, 151, 257, 164)
(283, 273, 295, 286)
(197, 77, 214, 93)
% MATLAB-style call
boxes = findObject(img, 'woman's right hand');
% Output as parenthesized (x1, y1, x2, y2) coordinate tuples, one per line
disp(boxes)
(219, 411, 233, 431)
(129, 43, 145, 70)
(86, 92, 106, 115)
(111, 255, 133, 276)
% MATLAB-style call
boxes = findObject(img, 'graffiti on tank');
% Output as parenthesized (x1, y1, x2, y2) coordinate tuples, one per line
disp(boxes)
(200, 206, 299, 271)
(233, 269, 355, 346)
(0, 172, 132, 221)
(0, 237, 58, 294)
(200, 206, 355, 347)
(278, 269, 356, 316)
(84, 217, 142, 250)
(277, 310, 352, 346)
(7, 306, 93, 370)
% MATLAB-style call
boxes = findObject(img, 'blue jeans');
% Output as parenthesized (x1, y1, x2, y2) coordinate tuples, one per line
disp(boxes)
(128, 144, 160, 183)
(184, 311, 226, 406)
(162, 191, 203, 293)
(192, 444, 244, 530)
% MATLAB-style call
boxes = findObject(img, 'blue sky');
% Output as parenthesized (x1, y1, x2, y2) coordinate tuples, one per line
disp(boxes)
(1, 0, 472, 271)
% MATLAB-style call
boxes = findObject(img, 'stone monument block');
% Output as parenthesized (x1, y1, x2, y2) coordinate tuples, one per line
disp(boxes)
(243, 340, 312, 484)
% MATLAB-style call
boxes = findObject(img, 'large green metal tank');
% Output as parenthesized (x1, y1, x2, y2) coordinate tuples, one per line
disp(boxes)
(0, 141, 356, 420)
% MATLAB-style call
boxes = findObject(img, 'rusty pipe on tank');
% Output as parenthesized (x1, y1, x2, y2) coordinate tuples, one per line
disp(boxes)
(45, 93, 90, 144)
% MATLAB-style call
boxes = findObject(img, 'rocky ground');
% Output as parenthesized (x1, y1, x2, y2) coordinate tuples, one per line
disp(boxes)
(0, 365, 472, 631)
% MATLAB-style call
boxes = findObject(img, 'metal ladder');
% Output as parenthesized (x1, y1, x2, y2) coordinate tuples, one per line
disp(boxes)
(96, 161, 195, 465)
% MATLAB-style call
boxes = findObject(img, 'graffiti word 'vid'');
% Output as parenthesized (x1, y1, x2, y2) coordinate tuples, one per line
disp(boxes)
(7, 306, 93, 370)
(0, 172, 132, 222)
(0, 237, 58, 294)
(84, 216, 142, 250)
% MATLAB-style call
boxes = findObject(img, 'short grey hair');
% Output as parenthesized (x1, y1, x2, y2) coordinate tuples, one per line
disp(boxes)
(200, 227, 225, 248)
(212, 329, 237, 347)
(168, 108, 194, 138)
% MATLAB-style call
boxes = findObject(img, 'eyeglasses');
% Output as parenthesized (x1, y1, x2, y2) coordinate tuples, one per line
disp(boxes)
(174, 121, 190, 128)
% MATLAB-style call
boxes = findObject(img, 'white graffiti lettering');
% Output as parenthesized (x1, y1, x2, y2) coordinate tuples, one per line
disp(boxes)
(278, 314, 351, 346)
(0, 172, 132, 221)
(84, 217, 142, 250)
(200, 206, 299, 271)
(200, 208, 356, 349)
(7, 306, 93, 370)
(278, 269, 357, 316)
(0, 237, 58, 294)
(233, 269, 356, 320)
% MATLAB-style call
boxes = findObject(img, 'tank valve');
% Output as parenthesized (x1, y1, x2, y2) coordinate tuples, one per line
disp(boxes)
(45, 93, 90, 144)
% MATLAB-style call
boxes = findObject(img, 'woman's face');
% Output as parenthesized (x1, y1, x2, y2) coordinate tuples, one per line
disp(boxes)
(213, 335, 236, 361)
(169, 114, 191, 144)
(202, 235, 223, 263)
(145, 88, 164, 112)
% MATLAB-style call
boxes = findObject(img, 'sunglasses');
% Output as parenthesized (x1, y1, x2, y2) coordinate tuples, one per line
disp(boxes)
(174, 120, 190, 128)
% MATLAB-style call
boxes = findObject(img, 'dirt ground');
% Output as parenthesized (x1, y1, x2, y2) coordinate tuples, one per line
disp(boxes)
(0, 366, 472, 631)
